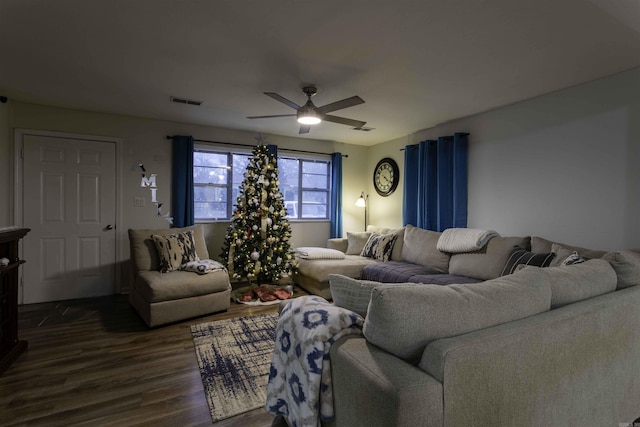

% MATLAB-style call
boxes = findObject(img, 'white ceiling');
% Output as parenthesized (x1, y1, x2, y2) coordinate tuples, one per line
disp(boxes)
(2, 0, 640, 146)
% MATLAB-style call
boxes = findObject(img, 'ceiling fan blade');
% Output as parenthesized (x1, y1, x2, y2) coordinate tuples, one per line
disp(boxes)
(323, 114, 366, 128)
(316, 96, 364, 114)
(264, 92, 301, 110)
(299, 125, 311, 134)
(247, 114, 297, 119)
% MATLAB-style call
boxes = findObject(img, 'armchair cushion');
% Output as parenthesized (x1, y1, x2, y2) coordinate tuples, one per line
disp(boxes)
(135, 269, 231, 303)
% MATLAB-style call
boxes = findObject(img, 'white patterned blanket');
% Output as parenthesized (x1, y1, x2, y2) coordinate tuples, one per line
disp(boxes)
(295, 247, 346, 260)
(437, 228, 500, 253)
(266, 296, 364, 427)
(180, 259, 226, 275)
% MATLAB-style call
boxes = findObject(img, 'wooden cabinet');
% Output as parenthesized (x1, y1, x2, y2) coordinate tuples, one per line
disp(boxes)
(0, 227, 30, 375)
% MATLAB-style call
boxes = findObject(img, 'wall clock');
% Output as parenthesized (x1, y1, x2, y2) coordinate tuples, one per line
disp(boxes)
(373, 157, 399, 197)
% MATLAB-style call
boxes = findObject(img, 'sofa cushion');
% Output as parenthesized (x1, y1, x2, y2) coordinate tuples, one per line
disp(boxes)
(295, 255, 378, 284)
(521, 258, 617, 308)
(602, 250, 640, 290)
(327, 238, 348, 253)
(135, 269, 231, 303)
(448, 236, 530, 280)
(152, 230, 199, 273)
(345, 232, 371, 255)
(363, 268, 552, 363)
(129, 225, 210, 272)
(329, 274, 389, 317)
(360, 233, 398, 261)
(501, 247, 554, 276)
(400, 225, 450, 273)
(531, 236, 606, 260)
(360, 261, 481, 285)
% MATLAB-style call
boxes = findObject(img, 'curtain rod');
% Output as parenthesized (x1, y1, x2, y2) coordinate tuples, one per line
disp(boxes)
(166, 135, 348, 157)
(399, 133, 470, 151)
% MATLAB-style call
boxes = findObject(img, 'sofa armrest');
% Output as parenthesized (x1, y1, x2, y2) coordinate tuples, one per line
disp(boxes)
(419, 286, 640, 427)
(327, 238, 348, 253)
(327, 336, 443, 427)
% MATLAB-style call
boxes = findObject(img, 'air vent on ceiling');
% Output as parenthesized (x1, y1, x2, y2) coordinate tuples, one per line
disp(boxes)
(351, 126, 375, 132)
(170, 96, 203, 106)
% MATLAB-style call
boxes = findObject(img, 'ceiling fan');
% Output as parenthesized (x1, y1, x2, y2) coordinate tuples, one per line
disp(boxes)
(247, 86, 366, 134)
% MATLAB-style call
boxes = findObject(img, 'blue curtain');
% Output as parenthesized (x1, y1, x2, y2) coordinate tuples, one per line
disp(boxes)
(330, 152, 343, 238)
(171, 135, 195, 228)
(402, 133, 468, 231)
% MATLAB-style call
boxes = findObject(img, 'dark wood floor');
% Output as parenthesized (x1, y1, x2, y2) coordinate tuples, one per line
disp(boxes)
(0, 285, 309, 427)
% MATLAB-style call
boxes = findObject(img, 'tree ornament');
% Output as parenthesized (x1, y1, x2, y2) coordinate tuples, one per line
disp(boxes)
(251, 250, 260, 261)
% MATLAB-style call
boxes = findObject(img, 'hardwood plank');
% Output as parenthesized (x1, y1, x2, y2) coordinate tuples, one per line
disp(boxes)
(0, 287, 307, 426)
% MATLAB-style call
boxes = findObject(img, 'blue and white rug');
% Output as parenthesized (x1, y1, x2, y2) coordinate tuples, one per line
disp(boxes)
(191, 312, 278, 423)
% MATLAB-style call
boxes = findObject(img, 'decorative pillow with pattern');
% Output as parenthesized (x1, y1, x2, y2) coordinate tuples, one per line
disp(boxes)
(152, 230, 199, 273)
(360, 232, 398, 262)
(560, 251, 586, 266)
(501, 247, 555, 276)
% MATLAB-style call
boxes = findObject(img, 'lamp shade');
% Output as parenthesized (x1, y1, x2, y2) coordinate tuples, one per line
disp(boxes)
(355, 192, 367, 207)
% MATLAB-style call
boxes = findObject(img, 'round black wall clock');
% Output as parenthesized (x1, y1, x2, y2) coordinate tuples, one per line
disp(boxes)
(373, 157, 399, 196)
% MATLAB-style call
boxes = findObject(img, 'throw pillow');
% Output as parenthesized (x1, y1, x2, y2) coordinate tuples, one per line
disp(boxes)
(360, 233, 397, 262)
(346, 232, 372, 255)
(501, 247, 555, 276)
(560, 251, 586, 266)
(152, 230, 199, 273)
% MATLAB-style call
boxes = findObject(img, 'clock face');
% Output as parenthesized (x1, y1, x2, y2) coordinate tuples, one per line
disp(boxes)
(373, 158, 399, 196)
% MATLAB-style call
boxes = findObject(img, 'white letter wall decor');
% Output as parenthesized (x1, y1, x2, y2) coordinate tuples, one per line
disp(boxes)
(137, 161, 173, 225)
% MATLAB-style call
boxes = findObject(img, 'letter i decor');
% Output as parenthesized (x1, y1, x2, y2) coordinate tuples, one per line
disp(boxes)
(137, 161, 173, 225)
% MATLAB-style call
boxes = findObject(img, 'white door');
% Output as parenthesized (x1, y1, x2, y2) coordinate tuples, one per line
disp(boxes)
(21, 134, 117, 303)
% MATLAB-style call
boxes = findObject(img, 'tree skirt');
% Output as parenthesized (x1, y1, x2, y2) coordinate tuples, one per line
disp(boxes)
(190, 313, 278, 423)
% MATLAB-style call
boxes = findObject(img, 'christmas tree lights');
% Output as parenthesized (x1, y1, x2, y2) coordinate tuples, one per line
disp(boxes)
(220, 144, 297, 283)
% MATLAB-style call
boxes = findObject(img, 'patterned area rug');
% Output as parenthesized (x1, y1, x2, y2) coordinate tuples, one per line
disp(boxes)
(191, 313, 278, 423)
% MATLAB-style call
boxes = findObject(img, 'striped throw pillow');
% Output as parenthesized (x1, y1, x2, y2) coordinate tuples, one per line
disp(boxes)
(501, 247, 555, 276)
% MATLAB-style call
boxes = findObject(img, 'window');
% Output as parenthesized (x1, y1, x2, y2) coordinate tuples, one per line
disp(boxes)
(193, 148, 331, 221)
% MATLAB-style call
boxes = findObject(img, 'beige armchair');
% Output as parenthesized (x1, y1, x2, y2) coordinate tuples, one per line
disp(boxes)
(128, 225, 231, 327)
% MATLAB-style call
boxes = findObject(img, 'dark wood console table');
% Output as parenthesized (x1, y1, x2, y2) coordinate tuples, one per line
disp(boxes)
(0, 227, 30, 375)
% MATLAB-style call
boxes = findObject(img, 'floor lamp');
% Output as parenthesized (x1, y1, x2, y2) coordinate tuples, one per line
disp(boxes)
(355, 192, 368, 231)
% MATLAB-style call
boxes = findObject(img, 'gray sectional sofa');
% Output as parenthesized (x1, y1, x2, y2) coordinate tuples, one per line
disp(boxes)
(297, 225, 640, 427)
(295, 224, 534, 298)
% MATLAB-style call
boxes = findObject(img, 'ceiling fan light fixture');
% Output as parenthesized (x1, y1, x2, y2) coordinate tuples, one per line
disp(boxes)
(297, 111, 321, 125)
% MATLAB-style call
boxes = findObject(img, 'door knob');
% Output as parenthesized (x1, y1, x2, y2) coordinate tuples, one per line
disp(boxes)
(105, 224, 114, 230)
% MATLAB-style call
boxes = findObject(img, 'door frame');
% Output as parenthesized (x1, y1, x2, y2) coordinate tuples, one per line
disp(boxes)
(13, 128, 124, 303)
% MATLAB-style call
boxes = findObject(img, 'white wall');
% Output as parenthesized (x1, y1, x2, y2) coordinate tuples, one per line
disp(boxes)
(1, 102, 369, 290)
(0, 99, 11, 225)
(368, 67, 640, 250)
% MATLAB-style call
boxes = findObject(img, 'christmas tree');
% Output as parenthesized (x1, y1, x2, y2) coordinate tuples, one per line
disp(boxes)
(221, 144, 297, 283)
